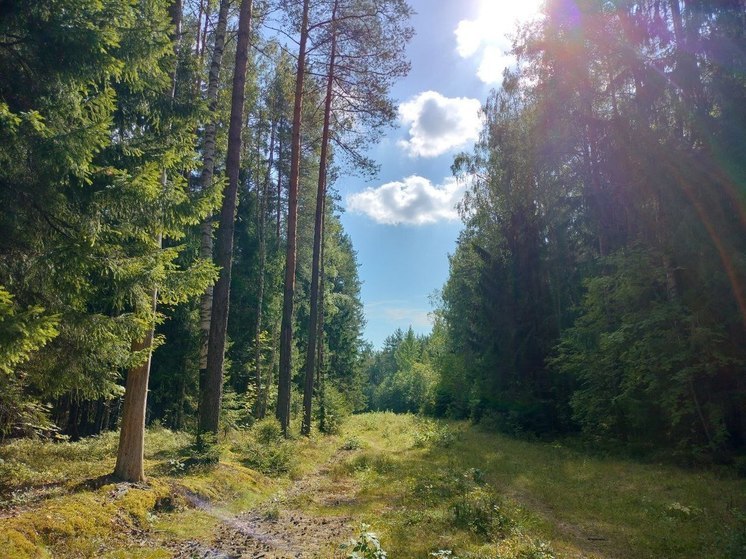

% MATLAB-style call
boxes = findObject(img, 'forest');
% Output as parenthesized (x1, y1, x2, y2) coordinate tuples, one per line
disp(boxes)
(366, 0, 746, 463)
(1, 0, 745, 558)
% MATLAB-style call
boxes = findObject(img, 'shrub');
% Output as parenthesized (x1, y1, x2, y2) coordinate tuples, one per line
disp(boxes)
(340, 436, 363, 451)
(242, 420, 295, 476)
(253, 418, 283, 445)
(346, 523, 387, 559)
(317, 384, 352, 434)
(180, 432, 220, 469)
(413, 418, 459, 448)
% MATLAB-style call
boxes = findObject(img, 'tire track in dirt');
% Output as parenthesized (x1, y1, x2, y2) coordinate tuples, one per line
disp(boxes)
(172, 449, 358, 558)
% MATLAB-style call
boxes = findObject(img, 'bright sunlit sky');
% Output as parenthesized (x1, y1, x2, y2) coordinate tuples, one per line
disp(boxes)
(337, 0, 542, 348)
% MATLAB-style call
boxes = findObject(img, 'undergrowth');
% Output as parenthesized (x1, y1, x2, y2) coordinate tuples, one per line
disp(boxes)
(326, 413, 745, 559)
(1, 413, 744, 559)
(238, 417, 297, 476)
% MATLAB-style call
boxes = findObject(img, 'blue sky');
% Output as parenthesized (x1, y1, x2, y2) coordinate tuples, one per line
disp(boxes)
(336, 0, 542, 348)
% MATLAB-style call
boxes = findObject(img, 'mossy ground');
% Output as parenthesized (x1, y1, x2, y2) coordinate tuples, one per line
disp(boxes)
(1, 414, 744, 558)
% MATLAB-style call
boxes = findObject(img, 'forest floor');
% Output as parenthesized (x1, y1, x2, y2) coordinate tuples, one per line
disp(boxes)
(1, 412, 745, 559)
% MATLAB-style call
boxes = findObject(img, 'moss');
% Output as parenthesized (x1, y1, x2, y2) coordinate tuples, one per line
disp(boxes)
(0, 526, 48, 559)
(2, 494, 113, 557)
(0, 479, 174, 558)
(114, 479, 170, 526)
(151, 508, 220, 540)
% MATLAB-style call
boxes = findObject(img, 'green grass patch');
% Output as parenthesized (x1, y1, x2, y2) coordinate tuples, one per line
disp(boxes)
(0, 422, 343, 558)
(1, 414, 743, 558)
(323, 413, 746, 559)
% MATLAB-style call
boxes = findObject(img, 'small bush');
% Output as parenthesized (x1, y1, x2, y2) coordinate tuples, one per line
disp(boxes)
(253, 418, 283, 445)
(517, 540, 556, 559)
(413, 419, 459, 448)
(450, 487, 514, 539)
(182, 432, 220, 468)
(341, 436, 363, 451)
(318, 385, 352, 435)
(243, 439, 294, 476)
(242, 422, 295, 476)
(345, 523, 387, 559)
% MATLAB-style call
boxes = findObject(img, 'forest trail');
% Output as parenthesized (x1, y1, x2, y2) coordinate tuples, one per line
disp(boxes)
(2, 413, 743, 559)
(171, 449, 359, 558)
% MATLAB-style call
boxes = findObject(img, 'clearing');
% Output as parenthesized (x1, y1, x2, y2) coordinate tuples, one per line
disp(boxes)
(1, 413, 744, 558)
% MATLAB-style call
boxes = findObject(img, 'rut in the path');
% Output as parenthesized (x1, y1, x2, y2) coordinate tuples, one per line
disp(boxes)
(172, 451, 358, 559)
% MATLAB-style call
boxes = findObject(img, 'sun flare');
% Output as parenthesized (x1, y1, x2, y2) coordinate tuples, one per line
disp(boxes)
(455, 0, 545, 83)
(477, 0, 544, 26)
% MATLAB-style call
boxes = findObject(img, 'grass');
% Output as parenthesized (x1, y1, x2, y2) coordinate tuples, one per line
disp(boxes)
(0, 420, 342, 558)
(311, 413, 746, 559)
(0, 413, 744, 558)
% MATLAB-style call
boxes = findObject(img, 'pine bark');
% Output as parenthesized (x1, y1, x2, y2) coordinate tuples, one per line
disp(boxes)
(114, 288, 158, 481)
(254, 119, 276, 415)
(200, 0, 254, 435)
(302, 5, 337, 436)
(276, 118, 284, 248)
(276, 0, 310, 434)
(198, 0, 231, 388)
(316, 203, 327, 432)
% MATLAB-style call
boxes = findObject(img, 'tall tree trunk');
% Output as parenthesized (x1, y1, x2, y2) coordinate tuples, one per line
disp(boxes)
(115, 1, 182, 481)
(302, 5, 337, 436)
(175, 371, 186, 430)
(200, 0, 254, 435)
(276, 0, 310, 434)
(67, 391, 80, 441)
(93, 398, 105, 435)
(316, 202, 327, 433)
(198, 0, 231, 404)
(254, 118, 276, 413)
(276, 118, 285, 248)
(114, 286, 158, 481)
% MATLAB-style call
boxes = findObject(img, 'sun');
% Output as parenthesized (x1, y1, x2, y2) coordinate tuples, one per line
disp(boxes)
(477, 0, 544, 26)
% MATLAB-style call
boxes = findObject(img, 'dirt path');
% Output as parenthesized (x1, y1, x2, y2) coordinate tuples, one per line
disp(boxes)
(171, 450, 358, 559)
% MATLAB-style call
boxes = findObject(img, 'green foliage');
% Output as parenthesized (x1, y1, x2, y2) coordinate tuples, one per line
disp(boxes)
(241, 420, 295, 476)
(340, 436, 363, 451)
(0, 284, 60, 439)
(317, 384, 352, 434)
(253, 417, 283, 445)
(220, 386, 257, 432)
(0, 0, 218, 436)
(412, 418, 459, 449)
(551, 248, 744, 453)
(366, 327, 439, 414)
(417, 0, 746, 458)
(346, 524, 388, 559)
(0, 287, 59, 376)
(184, 432, 221, 468)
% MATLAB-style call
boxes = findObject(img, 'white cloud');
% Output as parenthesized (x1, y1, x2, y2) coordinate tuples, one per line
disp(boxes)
(455, 0, 543, 84)
(398, 91, 482, 158)
(384, 307, 433, 328)
(347, 175, 467, 226)
(365, 301, 433, 329)
(477, 45, 514, 85)
(454, 18, 483, 58)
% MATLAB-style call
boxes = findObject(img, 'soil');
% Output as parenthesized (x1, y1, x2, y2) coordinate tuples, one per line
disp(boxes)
(170, 450, 358, 559)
